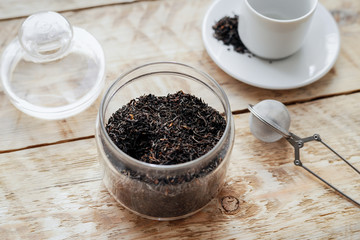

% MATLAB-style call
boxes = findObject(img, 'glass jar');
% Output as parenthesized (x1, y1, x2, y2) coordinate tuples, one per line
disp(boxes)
(95, 62, 235, 220)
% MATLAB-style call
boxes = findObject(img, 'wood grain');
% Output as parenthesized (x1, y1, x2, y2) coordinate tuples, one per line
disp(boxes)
(1, 0, 359, 239)
(1, 93, 359, 239)
(0, 0, 144, 20)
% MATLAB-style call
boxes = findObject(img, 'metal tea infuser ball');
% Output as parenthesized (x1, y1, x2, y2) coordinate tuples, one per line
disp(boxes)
(248, 99, 360, 207)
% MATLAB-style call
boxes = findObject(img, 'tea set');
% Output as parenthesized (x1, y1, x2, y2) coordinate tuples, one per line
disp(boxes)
(0, 0, 357, 220)
(202, 0, 340, 89)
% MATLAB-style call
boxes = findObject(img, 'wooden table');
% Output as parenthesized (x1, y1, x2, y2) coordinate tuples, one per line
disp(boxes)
(1, 0, 359, 239)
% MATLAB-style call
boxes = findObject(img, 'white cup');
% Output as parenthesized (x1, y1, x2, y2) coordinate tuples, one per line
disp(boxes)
(238, 0, 318, 59)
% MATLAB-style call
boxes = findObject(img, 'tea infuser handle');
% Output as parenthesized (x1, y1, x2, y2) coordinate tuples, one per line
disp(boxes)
(294, 159, 360, 207)
(314, 134, 360, 175)
(288, 133, 360, 208)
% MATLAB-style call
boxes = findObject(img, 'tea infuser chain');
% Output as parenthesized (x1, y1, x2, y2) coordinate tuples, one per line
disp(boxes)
(285, 132, 360, 207)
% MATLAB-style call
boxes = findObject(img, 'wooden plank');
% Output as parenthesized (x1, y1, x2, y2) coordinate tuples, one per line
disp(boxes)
(0, 0, 360, 151)
(0, 0, 140, 20)
(0, 93, 359, 239)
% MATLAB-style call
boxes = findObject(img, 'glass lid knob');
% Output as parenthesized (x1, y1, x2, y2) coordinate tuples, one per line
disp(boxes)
(18, 11, 73, 62)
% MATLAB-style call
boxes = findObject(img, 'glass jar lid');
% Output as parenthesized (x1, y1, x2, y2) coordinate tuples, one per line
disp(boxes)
(1, 11, 105, 120)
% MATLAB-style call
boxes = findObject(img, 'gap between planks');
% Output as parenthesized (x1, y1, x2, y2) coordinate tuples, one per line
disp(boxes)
(0, 135, 95, 154)
(0, 0, 158, 21)
(233, 89, 360, 115)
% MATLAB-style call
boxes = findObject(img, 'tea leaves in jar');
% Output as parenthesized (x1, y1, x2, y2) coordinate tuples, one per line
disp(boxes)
(106, 91, 226, 165)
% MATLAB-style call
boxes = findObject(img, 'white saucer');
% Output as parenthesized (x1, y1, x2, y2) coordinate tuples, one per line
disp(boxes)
(202, 0, 340, 90)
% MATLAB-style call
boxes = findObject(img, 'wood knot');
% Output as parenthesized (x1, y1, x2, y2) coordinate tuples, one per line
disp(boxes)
(221, 196, 240, 215)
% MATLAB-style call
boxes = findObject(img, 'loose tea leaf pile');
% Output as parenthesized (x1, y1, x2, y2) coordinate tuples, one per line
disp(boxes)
(212, 15, 251, 54)
(106, 91, 226, 165)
